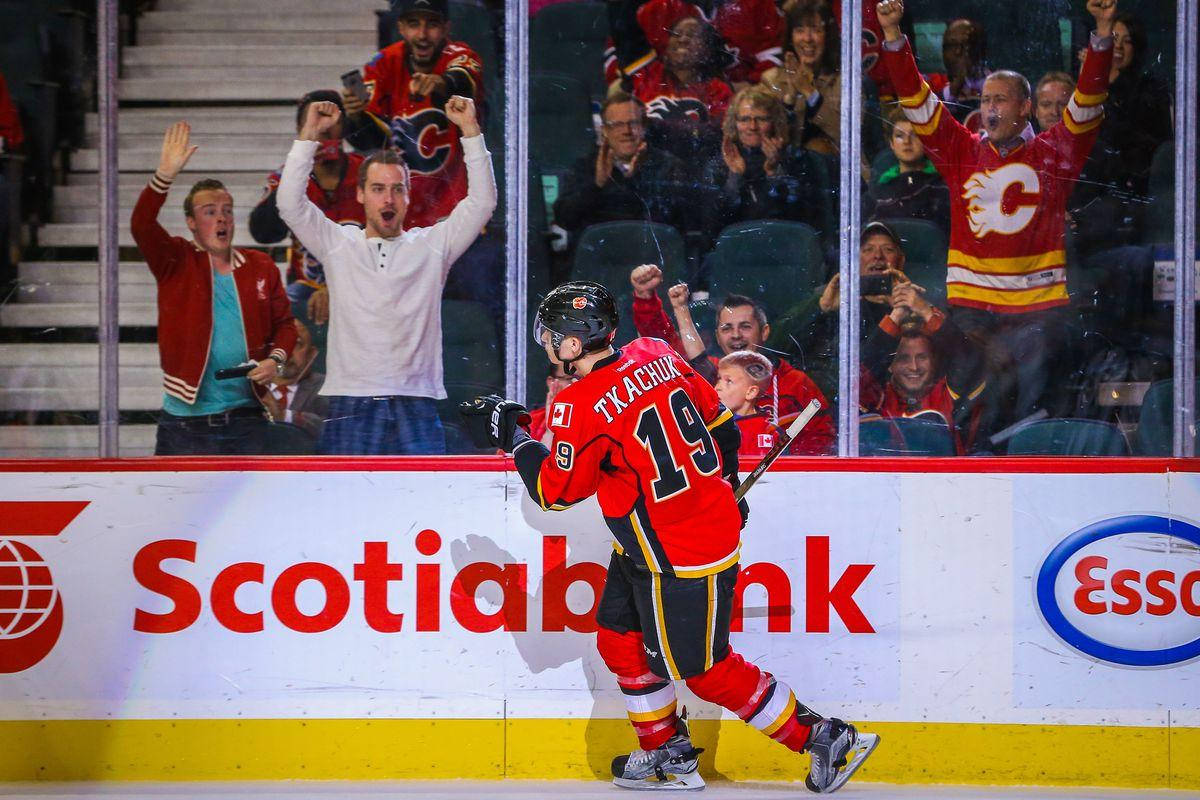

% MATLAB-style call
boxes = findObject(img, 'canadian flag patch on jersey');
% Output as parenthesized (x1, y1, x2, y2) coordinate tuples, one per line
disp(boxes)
(758, 433, 775, 449)
(551, 402, 573, 428)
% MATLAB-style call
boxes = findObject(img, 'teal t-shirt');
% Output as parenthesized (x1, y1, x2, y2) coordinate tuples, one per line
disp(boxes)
(163, 270, 254, 416)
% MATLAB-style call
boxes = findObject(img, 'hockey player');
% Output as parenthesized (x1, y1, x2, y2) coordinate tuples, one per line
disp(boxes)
(460, 281, 878, 792)
(341, 0, 484, 229)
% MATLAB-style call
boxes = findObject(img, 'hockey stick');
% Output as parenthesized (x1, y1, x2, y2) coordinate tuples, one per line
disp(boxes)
(733, 398, 821, 502)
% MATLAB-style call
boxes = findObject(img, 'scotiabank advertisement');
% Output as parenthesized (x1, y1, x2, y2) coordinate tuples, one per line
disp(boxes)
(0, 465, 1198, 731)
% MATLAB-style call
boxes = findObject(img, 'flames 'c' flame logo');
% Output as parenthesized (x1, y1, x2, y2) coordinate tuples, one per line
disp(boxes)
(962, 163, 1040, 238)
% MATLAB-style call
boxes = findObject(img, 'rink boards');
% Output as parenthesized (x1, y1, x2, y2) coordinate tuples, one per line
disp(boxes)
(0, 457, 1197, 788)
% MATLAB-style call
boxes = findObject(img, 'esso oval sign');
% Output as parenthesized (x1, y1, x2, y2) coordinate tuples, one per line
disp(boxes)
(1036, 515, 1200, 667)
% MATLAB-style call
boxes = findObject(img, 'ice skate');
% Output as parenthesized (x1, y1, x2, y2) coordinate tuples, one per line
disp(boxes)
(803, 717, 880, 794)
(611, 712, 705, 791)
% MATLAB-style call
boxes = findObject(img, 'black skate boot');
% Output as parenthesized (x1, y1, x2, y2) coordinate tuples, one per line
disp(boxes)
(611, 710, 705, 791)
(802, 716, 880, 794)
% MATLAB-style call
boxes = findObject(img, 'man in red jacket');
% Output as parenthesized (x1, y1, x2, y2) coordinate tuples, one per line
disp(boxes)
(131, 122, 296, 455)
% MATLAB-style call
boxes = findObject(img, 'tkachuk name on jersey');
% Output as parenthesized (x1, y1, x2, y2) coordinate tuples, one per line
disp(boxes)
(592, 355, 685, 423)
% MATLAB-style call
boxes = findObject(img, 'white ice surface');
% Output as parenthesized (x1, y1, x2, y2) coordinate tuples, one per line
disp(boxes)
(0, 783, 1197, 800)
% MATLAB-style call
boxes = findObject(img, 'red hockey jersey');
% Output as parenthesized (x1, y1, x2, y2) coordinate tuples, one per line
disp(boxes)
(632, 60, 732, 128)
(881, 35, 1112, 313)
(0, 72, 22, 152)
(606, 0, 783, 86)
(362, 40, 485, 229)
(733, 411, 784, 459)
(259, 153, 365, 286)
(532, 337, 743, 577)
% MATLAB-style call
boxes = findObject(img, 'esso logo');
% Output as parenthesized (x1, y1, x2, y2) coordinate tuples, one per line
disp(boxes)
(1036, 515, 1200, 667)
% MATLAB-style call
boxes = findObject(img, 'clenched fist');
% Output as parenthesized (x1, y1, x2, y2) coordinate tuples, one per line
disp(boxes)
(444, 95, 481, 138)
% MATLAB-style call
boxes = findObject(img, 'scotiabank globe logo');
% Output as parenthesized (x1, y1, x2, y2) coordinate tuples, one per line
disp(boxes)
(0, 501, 89, 673)
(1036, 515, 1200, 667)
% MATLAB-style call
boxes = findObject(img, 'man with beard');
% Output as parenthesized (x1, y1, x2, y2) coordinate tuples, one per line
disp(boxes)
(251, 91, 365, 327)
(925, 19, 988, 131)
(341, 0, 484, 229)
(261, 319, 329, 443)
(877, 0, 1115, 427)
(630, 264, 835, 454)
(553, 93, 691, 251)
(277, 98, 495, 455)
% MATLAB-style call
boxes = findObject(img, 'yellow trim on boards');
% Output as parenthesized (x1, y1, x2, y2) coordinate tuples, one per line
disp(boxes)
(0, 719, 1195, 789)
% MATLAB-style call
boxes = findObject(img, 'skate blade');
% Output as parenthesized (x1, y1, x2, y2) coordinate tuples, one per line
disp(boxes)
(822, 732, 880, 794)
(612, 769, 706, 791)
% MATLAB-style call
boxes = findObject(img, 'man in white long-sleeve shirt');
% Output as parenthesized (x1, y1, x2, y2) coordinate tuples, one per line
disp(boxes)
(277, 97, 496, 454)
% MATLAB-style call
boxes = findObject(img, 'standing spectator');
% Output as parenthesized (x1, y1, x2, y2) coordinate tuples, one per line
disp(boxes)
(700, 87, 834, 252)
(0, 70, 23, 286)
(714, 349, 790, 458)
(925, 19, 988, 131)
(604, 0, 784, 88)
(868, 119, 950, 236)
(553, 93, 692, 252)
(622, 16, 733, 164)
(277, 97, 495, 455)
(131, 122, 296, 456)
(260, 319, 329, 443)
(250, 90, 365, 328)
(630, 264, 835, 453)
(342, 0, 484, 230)
(1033, 71, 1073, 133)
(877, 0, 1115, 425)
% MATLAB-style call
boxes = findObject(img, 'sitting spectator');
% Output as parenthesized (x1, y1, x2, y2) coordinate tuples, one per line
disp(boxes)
(250, 90, 364, 327)
(604, 0, 783, 88)
(630, 263, 835, 454)
(925, 19, 988, 131)
(714, 349, 791, 458)
(131, 122, 296, 456)
(553, 93, 691, 253)
(758, 0, 841, 155)
(341, 0, 484, 229)
(0, 70, 22, 286)
(699, 86, 833, 253)
(1033, 71, 1073, 133)
(877, 0, 1117, 426)
(868, 119, 950, 236)
(260, 319, 329, 443)
(620, 16, 733, 165)
(861, 285, 986, 454)
(526, 363, 578, 445)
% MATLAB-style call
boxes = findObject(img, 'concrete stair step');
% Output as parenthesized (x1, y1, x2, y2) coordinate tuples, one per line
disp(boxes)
(18, 262, 155, 285)
(0, 365, 161, 391)
(10, 282, 157, 303)
(123, 44, 368, 68)
(55, 183, 266, 209)
(138, 12, 375, 32)
(72, 148, 285, 172)
(0, 343, 159, 367)
(66, 171, 269, 186)
(82, 132, 292, 150)
(0, 386, 162, 412)
(118, 76, 346, 102)
(0, 302, 158, 327)
(124, 65, 347, 84)
(85, 107, 295, 136)
(0, 425, 157, 459)
(138, 30, 375, 46)
(37, 223, 278, 248)
(52, 198, 272, 227)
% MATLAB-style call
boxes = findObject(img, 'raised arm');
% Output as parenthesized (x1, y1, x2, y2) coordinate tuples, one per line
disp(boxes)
(276, 101, 348, 265)
(130, 121, 197, 280)
(427, 96, 498, 270)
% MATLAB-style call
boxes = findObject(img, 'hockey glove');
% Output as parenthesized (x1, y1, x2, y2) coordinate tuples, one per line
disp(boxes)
(459, 394, 531, 452)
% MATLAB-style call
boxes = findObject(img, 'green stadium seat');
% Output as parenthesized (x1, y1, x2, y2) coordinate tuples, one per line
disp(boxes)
(1136, 379, 1200, 456)
(531, 1, 609, 99)
(879, 218, 948, 267)
(531, 71, 596, 174)
(1007, 418, 1130, 456)
(892, 415, 955, 455)
(705, 221, 826, 317)
(572, 221, 687, 347)
(859, 417, 906, 456)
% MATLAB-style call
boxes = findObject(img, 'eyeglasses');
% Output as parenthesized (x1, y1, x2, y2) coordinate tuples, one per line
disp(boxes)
(735, 115, 772, 125)
(603, 120, 644, 131)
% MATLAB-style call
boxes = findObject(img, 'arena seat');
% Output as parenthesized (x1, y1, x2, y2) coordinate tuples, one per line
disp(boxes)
(1135, 379, 1200, 456)
(530, 71, 595, 175)
(530, 1, 608, 99)
(858, 417, 906, 456)
(892, 415, 955, 456)
(1006, 418, 1130, 456)
(704, 221, 825, 317)
(878, 217, 947, 267)
(572, 221, 687, 347)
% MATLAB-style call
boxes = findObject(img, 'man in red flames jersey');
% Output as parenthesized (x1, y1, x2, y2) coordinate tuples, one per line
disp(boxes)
(461, 280, 878, 793)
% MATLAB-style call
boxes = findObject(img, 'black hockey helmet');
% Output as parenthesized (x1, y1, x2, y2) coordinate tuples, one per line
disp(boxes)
(533, 281, 619, 363)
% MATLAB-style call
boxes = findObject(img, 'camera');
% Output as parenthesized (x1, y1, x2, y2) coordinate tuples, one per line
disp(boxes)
(860, 273, 893, 297)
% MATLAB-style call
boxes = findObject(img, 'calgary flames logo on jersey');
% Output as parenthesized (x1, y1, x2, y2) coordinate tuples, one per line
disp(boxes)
(389, 108, 455, 176)
(645, 95, 710, 123)
(962, 163, 1040, 238)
